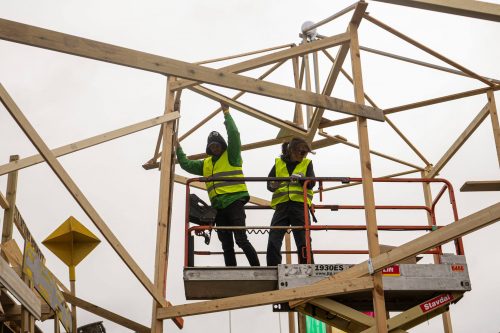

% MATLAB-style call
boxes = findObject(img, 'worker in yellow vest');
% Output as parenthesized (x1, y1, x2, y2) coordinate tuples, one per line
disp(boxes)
(266, 137, 315, 266)
(176, 103, 260, 267)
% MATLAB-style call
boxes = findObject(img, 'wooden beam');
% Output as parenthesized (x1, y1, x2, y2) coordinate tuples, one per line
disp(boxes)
(460, 180, 500, 192)
(0, 19, 384, 119)
(360, 46, 500, 84)
(194, 43, 294, 65)
(319, 85, 500, 129)
(0, 113, 179, 177)
(487, 90, 500, 166)
(364, 14, 495, 87)
(0, 256, 41, 319)
(349, 21, 388, 332)
(370, 0, 500, 22)
(1, 155, 19, 247)
(309, 298, 374, 328)
(151, 79, 183, 331)
(319, 132, 425, 170)
(190, 82, 383, 124)
(62, 292, 150, 333)
(171, 32, 351, 91)
(189, 86, 309, 137)
(0, 83, 167, 307)
(0, 191, 9, 210)
(318, 169, 420, 193)
(429, 104, 489, 177)
(156, 277, 374, 319)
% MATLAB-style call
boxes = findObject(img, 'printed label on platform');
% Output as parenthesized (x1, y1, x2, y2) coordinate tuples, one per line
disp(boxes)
(420, 294, 454, 313)
(312, 264, 351, 277)
(451, 264, 464, 272)
(382, 265, 400, 276)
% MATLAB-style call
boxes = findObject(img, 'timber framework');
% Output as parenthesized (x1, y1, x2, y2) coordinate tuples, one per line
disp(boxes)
(1, 1, 500, 333)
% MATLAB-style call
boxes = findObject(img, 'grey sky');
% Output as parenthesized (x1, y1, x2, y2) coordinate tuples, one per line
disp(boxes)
(1, 1, 499, 332)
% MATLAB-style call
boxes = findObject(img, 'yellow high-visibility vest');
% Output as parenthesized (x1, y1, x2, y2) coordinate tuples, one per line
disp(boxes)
(203, 151, 248, 203)
(271, 158, 313, 209)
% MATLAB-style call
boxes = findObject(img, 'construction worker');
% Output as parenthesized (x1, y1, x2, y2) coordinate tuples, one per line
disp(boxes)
(266, 137, 315, 266)
(176, 103, 260, 267)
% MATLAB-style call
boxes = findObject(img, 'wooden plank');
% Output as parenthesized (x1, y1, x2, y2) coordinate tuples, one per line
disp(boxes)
(487, 90, 500, 166)
(171, 32, 351, 90)
(460, 180, 500, 192)
(156, 277, 374, 319)
(309, 298, 374, 328)
(189, 85, 309, 137)
(1, 239, 23, 268)
(319, 132, 425, 170)
(0, 191, 9, 210)
(319, 169, 420, 193)
(0, 256, 41, 319)
(0, 113, 179, 177)
(319, 85, 500, 129)
(1, 155, 19, 247)
(1, 304, 52, 321)
(293, 57, 305, 128)
(370, 0, 500, 22)
(290, 201, 500, 309)
(349, 21, 388, 332)
(360, 46, 500, 84)
(363, 14, 495, 87)
(62, 292, 150, 333)
(151, 78, 183, 331)
(0, 19, 384, 120)
(0, 83, 167, 307)
(194, 43, 294, 65)
(190, 83, 383, 126)
(429, 104, 489, 177)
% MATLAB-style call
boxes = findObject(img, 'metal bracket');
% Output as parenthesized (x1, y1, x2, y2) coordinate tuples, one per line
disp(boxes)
(367, 258, 374, 275)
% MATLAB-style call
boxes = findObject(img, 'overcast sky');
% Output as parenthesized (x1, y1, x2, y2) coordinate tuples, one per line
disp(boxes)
(1, 1, 500, 332)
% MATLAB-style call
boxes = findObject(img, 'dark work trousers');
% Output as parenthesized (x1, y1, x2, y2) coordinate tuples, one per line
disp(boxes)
(215, 200, 260, 266)
(266, 201, 314, 266)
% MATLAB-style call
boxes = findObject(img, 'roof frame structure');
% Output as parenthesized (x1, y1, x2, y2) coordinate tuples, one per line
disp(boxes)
(1, 1, 499, 332)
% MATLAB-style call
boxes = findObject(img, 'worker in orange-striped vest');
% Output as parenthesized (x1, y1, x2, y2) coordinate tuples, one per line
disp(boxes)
(176, 103, 260, 267)
(266, 137, 315, 266)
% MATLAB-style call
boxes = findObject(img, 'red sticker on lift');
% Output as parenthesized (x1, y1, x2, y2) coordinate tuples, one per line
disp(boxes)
(382, 265, 400, 276)
(420, 294, 454, 313)
(451, 264, 464, 272)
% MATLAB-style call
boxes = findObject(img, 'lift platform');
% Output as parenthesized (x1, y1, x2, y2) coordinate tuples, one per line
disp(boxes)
(184, 254, 470, 312)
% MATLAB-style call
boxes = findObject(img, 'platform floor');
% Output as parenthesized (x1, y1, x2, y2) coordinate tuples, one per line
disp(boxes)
(184, 255, 470, 311)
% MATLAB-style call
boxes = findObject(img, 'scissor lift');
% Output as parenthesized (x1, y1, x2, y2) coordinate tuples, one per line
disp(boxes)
(182, 176, 469, 332)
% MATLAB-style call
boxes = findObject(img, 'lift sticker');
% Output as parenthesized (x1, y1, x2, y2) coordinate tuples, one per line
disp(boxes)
(420, 294, 454, 313)
(312, 264, 352, 276)
(451, 264, 464, 272)
(382, 265, 400, 276)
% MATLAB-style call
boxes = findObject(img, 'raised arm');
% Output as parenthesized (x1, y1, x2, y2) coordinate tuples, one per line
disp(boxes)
(222, 104, 243, 167)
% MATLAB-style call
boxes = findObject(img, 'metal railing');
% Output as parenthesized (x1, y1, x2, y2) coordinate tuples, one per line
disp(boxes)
(184, 177, 462, 267)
